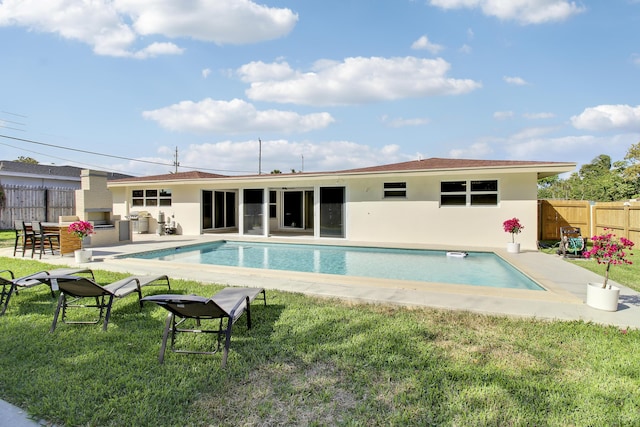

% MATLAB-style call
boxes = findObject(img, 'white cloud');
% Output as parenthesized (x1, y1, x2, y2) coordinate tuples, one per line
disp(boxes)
(494, 111, 515, 120)
(571, 104, 640, 132)
(169, 139, 414, 175)
(459, 44, 472, 54)
(523, 112, 555, 119)
(449, 142, 492, 158)
(381, 115, 430, 127)
(142, 98, 334, 134)
(511, 126, 556, 140)
(0, 0, 298, 57)
(429, 0, 585, 24)
(202, 68, 212, 79)
(632, 54, 640, 66)
(503, 76, 529, 86)
(239, 57, 482, 106)
(411, 35, 444, 54)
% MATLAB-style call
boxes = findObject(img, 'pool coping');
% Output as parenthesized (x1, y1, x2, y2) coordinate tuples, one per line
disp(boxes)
(3, 233, 639, 329)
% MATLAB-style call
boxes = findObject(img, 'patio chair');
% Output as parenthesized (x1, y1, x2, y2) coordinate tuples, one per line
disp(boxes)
(0, 268, 94, 315)
(31, 221, 60, 259)
(13, 220, 34, 257)
(48, 274, 171, 332)
(141, 287, 266, 368)
(557, 227, 586, 258)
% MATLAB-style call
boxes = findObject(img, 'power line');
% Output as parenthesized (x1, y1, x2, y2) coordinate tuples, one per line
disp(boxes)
(0, 141, 132, 175)
(0, 133, 254, 174)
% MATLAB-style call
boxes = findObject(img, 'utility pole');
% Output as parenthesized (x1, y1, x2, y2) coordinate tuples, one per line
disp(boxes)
(173, 146, 180, 173)
(301, 154, 304, 172)
(258, 138, 262, 175)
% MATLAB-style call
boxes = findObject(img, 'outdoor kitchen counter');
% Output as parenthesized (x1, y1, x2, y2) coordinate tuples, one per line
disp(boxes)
(43, 222, 81, 255)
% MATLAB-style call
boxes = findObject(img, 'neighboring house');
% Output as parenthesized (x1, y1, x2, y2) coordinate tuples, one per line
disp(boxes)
(0, 160, 131, 228)
(0, 161, 130, 187)
(107, 158, 575, 250)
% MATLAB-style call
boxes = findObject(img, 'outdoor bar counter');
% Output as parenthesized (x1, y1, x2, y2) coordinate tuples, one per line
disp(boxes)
(40, 222, 81, 256)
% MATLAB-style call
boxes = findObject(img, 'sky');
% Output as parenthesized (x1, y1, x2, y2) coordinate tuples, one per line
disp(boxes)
(1, 0, 639, 177)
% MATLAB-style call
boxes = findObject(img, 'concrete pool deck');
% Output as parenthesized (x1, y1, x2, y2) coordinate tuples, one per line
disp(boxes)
(3, 233, 639, 329)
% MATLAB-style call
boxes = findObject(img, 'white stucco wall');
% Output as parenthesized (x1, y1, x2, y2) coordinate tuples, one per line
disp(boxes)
(344, 172, 539, 250)
(109, 170, 541, 249)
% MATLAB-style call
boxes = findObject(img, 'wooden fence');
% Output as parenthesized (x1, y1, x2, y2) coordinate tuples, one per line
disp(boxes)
(539, 199, 640, 242)
(0, 185, 76, 229)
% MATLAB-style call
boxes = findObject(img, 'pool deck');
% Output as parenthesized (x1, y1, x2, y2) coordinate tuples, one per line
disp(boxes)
(3, 233, 640, 329)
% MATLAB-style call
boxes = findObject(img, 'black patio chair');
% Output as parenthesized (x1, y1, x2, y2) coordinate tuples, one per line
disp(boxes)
(141, 287, 266, 368)
(48, 274, 171, 331)
(13, 220, 34, 257)
(0, 268, 94, 315)
(31, 221, 60, 259)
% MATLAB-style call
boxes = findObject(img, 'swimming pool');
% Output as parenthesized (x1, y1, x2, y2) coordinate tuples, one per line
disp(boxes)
(124, 241, 544, 291)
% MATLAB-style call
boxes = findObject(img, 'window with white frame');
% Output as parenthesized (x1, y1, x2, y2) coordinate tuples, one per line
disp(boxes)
(440, 180, 498, 206)
(132, 189, 172, 207)
(383, 182, 407, 198)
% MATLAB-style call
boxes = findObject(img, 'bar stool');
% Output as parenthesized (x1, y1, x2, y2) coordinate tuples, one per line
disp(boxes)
(13, 220, 34, 257)
(31, 221, 59, 259)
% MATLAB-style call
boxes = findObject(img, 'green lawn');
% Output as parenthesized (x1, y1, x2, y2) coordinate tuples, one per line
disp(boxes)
(0, 230, 14, 249)
(1, 256, 639, 426)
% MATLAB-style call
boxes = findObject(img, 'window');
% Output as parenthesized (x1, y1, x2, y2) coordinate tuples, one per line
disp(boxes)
(131, 188, 172, 207)
(440, 180, 498, 206)
(384, 182, 407, 198)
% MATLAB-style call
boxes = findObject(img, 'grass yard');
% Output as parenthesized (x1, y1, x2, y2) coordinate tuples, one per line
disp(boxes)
(0, 230, 14, 249)
(0, 256, 639, 426)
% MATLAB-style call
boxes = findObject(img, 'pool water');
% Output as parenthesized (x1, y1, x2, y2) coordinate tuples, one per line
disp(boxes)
(125, 241, 544, 291)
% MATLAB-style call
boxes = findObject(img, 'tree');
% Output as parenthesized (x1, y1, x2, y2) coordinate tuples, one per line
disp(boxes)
(623, 141, 640, 180)
(537, 147, 640, 201)
(16, 156, 38, 164)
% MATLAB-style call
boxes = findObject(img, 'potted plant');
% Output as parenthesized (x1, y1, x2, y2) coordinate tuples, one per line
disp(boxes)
(68, 220, 95, 263)
(503, 218, 524, 253)
(583, 229, 634, 311)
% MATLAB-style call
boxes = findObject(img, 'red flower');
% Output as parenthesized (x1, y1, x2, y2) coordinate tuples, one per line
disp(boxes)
(503, 218, 524, 243)
(68, 221, 95, 240)
(583, 229, 634, 288)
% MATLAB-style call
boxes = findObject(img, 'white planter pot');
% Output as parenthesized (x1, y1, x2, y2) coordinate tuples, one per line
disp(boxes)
(74, 249, 93, 264)
(586, 282, 620, 312)
(507, 242, 520, 253)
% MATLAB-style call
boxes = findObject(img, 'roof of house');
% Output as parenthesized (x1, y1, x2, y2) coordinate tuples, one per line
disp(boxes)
(108, 157, 576, 184)
(337, 158, 572, 174)
(109, 170, 227, 183)
(0, 160, 132, 180)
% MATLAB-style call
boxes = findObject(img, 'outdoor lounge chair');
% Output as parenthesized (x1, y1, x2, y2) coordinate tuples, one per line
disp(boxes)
(141, 287, 266, 368)
(0, 268, 94, 315)
(557, 226, 586, 258)
(48, 274, 171, 332)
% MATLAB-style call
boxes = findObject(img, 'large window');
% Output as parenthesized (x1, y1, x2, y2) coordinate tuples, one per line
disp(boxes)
(132, 189, 172, 207)
(440, 180, 498, 206)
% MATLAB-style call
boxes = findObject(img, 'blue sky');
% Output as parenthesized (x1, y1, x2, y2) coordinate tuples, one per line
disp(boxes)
(1, 0, 639, 177)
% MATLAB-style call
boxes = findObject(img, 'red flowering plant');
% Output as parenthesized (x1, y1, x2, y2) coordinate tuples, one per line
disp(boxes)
(583, 229, 634, 289)
(502, 218, 524, 243)
(68, 220, 95, 249)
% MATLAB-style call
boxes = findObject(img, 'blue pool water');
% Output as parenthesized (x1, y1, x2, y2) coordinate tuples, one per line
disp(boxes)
(124, 241, 544, 290)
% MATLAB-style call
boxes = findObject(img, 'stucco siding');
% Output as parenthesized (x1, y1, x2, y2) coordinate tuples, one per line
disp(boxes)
(345, 172, 539, 249)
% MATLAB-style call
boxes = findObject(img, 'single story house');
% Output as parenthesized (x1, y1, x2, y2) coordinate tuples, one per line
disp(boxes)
(107, 158, 575, 250)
